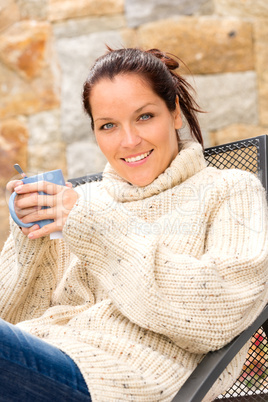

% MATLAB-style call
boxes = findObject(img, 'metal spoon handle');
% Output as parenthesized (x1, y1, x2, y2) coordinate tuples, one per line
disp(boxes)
(14, 164, 27, 178)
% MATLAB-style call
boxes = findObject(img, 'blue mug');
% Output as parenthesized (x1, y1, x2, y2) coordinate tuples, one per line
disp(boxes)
(9, 169, 65, 228)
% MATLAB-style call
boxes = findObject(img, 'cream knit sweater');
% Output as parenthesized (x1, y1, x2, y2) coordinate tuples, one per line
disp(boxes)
(1, 142, 268, 401)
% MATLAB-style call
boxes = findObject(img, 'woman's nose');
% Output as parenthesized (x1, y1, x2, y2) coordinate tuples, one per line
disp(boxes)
(121, 127, 142, 148)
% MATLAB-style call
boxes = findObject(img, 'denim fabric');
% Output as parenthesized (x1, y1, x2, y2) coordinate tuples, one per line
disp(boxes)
(0, 318, 91, 401)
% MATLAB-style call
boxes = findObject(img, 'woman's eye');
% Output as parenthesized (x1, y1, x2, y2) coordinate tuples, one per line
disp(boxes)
(101, 123, 115, 130)
(139, 113, 153, 121)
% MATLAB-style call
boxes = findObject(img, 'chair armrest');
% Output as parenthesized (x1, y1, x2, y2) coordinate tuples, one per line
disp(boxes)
(172, 305, 268, 402)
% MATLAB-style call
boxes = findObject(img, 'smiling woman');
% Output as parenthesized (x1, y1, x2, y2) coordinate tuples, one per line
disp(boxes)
(89, 73, 182, 186)
(1, 47, 268, 402)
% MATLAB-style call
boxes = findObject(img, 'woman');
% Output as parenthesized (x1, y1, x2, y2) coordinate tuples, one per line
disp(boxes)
(1, 47, 268, 401)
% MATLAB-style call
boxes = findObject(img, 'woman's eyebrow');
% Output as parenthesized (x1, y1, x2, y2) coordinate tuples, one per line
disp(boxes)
(95, 103, 157, 123)
(135, 103, 157, 114)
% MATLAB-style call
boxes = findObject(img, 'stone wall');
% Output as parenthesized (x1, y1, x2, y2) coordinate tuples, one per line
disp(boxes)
(1, 0, 268, 248)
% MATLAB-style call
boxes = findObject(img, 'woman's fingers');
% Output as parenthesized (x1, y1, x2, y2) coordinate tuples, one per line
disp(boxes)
(10, 181, 79, 239)
(15, 205, 42, 219)
(19, 207, 55, 225)
(15, 192, 55, 210)
(21, 224, 40, 236)
(6, 180, 23, 194)
(26, 189, 79, 239)
(14, 180, 63, 195)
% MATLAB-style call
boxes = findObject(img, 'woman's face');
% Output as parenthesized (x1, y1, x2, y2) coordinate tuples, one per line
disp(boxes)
(90, 73, 182, 187)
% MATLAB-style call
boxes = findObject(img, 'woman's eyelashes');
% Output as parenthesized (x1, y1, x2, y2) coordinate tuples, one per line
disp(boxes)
(99, 113, 154, 130)
(138, 113, 154, 121)
(100, 122, 115, 130)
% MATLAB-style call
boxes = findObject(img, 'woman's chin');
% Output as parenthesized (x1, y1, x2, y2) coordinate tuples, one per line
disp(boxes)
(125, 175, 155, 187)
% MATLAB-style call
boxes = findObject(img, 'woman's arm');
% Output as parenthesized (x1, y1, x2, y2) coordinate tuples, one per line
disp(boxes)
(0, 220, 61, 324)
(63, 171, 268, 354)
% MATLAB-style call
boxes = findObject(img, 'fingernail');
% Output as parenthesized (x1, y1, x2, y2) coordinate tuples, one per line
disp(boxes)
(15, 185, 23, 192)
(28, 233, 34, 239)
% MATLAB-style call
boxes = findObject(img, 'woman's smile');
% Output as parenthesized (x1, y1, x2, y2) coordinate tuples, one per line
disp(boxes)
(121, 149, 154, 165)
(90, 73, 182, 186)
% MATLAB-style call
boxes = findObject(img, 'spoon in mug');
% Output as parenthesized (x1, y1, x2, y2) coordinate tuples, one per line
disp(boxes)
(14, 164, 27, 178)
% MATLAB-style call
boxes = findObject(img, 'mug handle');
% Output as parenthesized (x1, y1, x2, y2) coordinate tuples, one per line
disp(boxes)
(8, 191, 34, 228)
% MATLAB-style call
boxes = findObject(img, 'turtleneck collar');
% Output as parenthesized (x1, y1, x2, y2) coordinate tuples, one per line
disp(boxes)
(102, 141, 207, 202)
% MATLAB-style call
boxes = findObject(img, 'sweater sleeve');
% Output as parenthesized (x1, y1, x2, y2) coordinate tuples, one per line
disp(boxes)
(63, 171, 268, 354)
(0, 219, 62, 324)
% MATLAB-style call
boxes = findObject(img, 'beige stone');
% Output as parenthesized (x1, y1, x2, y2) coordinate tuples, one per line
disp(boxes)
(209, 124, 268, 146)
(0, 0, 20, 33)
(48, 0, 124, 22)
(0, 21, 53, 80)
(254, 19, 268, 126)
(121, 28, 138, 48)
(0, 118, 29, 187)
(0, 63, 60, 118)
(215, 0, 268, 18)
(28, 142, 67, 177)
(53, 15, 126, 39)
(0, 21, 60, 118)
(15, 0, 48, 20)
(136, 16, 254, 74)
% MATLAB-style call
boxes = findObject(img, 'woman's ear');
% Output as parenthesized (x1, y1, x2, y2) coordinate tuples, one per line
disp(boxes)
(174, 96, 183, 129)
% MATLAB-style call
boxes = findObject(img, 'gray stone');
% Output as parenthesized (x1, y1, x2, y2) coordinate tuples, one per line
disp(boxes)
(53, 15, 126, 39)
(66, 140, 107, 179)
(125, 0, 214, 28)
(55, 30, 123, 144)
(187, 71, 259, 133)
(28, 109, 61, 145)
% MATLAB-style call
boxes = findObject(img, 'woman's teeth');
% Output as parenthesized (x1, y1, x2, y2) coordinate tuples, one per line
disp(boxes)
(124, 150, 152, 163)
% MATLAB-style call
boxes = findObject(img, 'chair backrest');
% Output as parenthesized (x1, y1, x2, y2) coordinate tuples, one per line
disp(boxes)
(204, 134, 268, 194)
(68, 135, 268, 194)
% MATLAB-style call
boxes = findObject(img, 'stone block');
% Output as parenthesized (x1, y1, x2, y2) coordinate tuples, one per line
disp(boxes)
(28, 142, 67, 176)
(215, 0, 268, 18)
(136, 16, 254, 75)
(55, 30, 123, 143)
(16, 0, 48, 20)
(0, 21, 53, 80)
(0, 21, 60, 118)
(48, 0, 124, 22)
(188, 71, 258, 132)
(254, 19, 268, 126)
(209, 124, 267, 146)
(66, 140, 107, 179)
(0, 117, 28, 187)
(0, 63, 60, 118)
(0, 0, 20, 33)
(53, 15, 126, 39)
(28, 109, 61, 145)
(125, 0, 214, 28)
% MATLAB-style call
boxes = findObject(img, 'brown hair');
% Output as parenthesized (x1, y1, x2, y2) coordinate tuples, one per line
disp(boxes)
(83, 47, 204, 147)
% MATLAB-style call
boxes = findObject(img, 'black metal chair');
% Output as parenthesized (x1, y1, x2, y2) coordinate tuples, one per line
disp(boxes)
(68, 134, 268, 402)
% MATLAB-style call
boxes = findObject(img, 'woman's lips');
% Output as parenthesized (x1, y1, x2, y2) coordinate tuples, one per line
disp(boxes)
(121, 149, 153, 166)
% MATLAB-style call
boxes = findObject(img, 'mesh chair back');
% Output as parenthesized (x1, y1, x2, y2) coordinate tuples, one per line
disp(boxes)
(204, 135, 268, 401)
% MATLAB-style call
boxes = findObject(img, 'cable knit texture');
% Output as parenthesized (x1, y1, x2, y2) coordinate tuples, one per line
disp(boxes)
(0, 141, 268, 401)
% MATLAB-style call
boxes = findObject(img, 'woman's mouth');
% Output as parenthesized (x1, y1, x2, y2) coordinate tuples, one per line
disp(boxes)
(122, 149, 153, 163)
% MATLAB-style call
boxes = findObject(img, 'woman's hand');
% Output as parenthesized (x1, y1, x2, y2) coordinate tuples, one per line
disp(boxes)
(6, 179, 43, 237)
(7, 180, 78, 239)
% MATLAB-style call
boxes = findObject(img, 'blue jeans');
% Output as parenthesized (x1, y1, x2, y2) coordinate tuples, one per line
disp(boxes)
(0, 318, 91, 401)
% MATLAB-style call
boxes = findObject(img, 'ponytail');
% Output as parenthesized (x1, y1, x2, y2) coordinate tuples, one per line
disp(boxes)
(145, 49, 204, 147)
